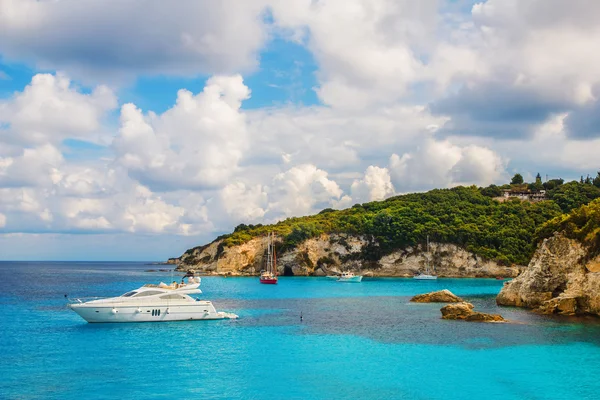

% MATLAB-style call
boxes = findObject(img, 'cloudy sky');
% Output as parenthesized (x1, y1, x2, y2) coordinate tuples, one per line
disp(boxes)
(1, 0, 599, 260)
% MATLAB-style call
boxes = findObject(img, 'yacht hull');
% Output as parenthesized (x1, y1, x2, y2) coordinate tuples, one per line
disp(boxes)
(68, 301, 232, 323)
(259, 277, 278, 284)
(413, 274, 438, 280)
(338, 276, 363, 282)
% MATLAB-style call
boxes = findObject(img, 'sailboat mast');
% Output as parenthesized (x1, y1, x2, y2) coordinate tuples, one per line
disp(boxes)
(273, 233, 277, 276)
(426, 235, 430, 274)
(267, 233, 272, 274)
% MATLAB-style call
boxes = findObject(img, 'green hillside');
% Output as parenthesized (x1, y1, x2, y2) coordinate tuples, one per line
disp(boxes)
(205, 177, 600, 267)
(536, 197, 600, 256)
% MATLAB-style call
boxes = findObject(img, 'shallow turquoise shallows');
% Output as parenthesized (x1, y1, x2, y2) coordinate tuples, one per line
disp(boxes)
(2, 262, 600, 400)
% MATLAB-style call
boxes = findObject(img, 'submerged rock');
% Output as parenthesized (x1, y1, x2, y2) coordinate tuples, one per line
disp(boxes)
(497, 233, 600, 316)
(440, 302, 505, 322)
(410, 289, 463, 303)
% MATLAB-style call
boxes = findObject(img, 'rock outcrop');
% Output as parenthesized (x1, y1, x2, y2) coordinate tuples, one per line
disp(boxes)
(497, 233, 600, 316)
(410, 289, 463, 303)
(172, 233, 523, 278)
(440, 302, 505, 322)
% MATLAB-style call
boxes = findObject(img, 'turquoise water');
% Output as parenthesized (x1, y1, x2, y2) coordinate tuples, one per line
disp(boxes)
(2, 262, 600, 399)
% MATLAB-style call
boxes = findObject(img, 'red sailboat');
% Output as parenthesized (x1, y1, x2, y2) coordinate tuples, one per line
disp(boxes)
(260, 232, 278, 284)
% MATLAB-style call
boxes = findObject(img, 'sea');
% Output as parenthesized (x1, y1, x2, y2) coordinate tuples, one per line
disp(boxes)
(1, 261, 600, 400)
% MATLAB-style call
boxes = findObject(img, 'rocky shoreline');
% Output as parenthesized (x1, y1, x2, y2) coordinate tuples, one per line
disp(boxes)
(169, 233, 523, 278)
(497, 233, 600, 317)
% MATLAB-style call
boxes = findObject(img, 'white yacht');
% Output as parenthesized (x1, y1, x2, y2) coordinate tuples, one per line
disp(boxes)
(414, 235, 438, 280)
(337, 271, 363, 283)
(67, 276, 237, 323)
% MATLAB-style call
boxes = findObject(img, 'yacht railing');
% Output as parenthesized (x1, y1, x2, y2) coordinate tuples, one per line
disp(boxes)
(66, 296, 108, 304)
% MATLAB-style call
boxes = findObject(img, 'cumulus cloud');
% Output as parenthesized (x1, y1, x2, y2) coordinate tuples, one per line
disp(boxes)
(389, 139, 507, 191)
(113, 75, 250, 191)
(220, 182, 268, 222)
(267, 164, 344, 217)
(0, 73, 116, 146)
(350, 166, 395, 202)
(269, 0, 438, 109)
(0, 0, 269, 83)
(245, 104, 444, 173)
(431, 0, 600, 138)
(0, 144, 63, 188)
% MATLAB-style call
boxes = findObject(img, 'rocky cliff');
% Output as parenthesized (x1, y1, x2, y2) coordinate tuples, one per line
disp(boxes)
(170, 233, 522, 278)
(497, 233, 600, 316)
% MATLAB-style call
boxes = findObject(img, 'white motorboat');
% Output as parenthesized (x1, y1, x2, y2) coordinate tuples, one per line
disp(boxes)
(67, 276, 237, 323)
(413, 273, 438, 280)
(414, 235, 438, 280)
(337, 271, 363, 283)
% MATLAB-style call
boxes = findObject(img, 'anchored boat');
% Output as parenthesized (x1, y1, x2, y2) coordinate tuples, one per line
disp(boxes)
(260, 232, 278, 284)
(67, 275, 237, 323)
(414, 235, 438, 280)
(337, 271, 363, 283)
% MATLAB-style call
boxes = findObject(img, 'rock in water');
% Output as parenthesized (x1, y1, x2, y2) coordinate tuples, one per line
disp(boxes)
(410, 289, 463, 303)
(440, 302, 505, 322)
(496, 233, 600, 316)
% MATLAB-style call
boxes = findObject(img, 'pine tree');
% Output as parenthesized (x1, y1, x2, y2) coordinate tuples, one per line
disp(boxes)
(593, 172, 600, 188)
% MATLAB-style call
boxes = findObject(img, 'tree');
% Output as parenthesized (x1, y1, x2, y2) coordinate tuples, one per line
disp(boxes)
(480, 184, 502, 198)
(547, 181, 600, 213)
(529, 173, 544, 191)
(511, 173, 524, 185)
(544, 178, 564, 190)
(594, 172, 600, 188)
(585, 175, 593, 185)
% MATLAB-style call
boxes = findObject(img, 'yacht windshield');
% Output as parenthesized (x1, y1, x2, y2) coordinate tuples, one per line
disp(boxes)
(121, 291, 138, 297)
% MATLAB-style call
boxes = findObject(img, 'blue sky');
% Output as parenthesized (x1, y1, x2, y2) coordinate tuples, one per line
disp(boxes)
(1, 0, 599, 260)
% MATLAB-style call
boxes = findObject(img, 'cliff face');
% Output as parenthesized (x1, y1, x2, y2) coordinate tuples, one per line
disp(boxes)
(171, 233, 522, 278)
(497, 233, 600, 316)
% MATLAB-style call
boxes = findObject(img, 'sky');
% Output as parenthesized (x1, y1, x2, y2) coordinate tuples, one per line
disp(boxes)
(1, 0, 600, 261)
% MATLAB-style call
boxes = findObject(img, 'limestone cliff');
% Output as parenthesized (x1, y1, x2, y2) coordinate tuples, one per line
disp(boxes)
(497, 233, 600, 316)
(170, 233, 522, 278)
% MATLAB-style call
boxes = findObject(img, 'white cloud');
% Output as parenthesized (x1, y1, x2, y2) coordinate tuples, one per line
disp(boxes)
(0, 0, 269, 83)
(430, 0, 600, 138)
(0, 73, 116, 146)
(113, 75, 250, 191)
(0, 213, 6, 228)
(350, 166, 395, 202)
(389, 138, 507, 191)
(269, 0, 438, 109)
(0, 144, 63, 188)
(267, 164, 344, 217)
(221, 182, 268, 222)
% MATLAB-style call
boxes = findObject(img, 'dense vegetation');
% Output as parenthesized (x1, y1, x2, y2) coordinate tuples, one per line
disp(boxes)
(536, 198, 600, 256)
(207, 174, 600, 266)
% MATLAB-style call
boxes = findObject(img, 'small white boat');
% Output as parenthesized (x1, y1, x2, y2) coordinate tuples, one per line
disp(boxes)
(413, 274, 438, 280)
(337, 271, 363, 283)
(67, 276, 237, 323)
(414, 235, 438, 280)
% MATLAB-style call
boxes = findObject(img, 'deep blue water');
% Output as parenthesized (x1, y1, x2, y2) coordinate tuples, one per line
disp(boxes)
(2, 261, 600, 399)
